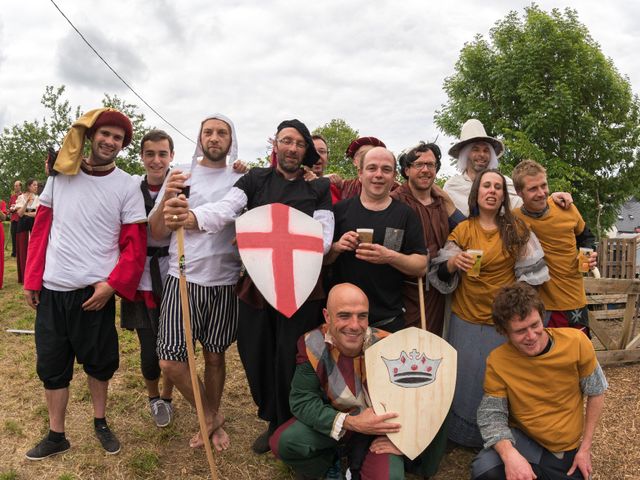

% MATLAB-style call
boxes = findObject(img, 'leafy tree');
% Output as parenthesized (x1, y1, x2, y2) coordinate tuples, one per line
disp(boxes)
(313, 119, 359, 178)
(0, 85, 149, 201)
(435, 5, 640, 236)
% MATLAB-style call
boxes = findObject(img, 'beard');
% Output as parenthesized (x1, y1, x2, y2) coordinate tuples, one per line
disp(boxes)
(277, 153, 302, 173)
(90, 144, 119, 165)
(202, 145, 228, 163)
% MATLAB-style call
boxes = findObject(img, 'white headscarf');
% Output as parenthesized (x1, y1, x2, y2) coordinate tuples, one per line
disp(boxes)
(456, 142, 499, 174)
(190, 113, 239, 172)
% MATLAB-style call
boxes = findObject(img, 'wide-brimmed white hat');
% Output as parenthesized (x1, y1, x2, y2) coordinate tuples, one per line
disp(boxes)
(448, 119, 504, 159)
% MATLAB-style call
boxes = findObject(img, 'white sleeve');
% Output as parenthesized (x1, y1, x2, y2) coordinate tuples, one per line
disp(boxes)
(191, 186, 248, 234)
(313, 209, 334, 255)
(39, 177, 54, 208)
(14, 194, 26, 209)
(121, 177, 147, 224)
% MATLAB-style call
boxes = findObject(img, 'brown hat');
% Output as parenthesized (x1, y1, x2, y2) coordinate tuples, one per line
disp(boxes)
(88, 110, 133, 147)
(345, 136, 386, 159)
(448, 119, 504, 159)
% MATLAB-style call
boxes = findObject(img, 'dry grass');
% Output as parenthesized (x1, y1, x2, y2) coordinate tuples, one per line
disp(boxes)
(0, 243, 638, 479)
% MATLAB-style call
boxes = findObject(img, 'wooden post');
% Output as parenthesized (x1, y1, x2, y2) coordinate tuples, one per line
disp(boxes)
(418, 276, 427, 331)
(177, 227, 218, 480)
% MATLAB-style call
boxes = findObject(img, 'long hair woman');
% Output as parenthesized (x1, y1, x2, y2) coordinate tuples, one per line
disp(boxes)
(429, 168, 549, 448)
(15, 178, 39, 283)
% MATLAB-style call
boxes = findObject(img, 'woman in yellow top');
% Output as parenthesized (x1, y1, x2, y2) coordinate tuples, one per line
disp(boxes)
(429, 169, 549, 448)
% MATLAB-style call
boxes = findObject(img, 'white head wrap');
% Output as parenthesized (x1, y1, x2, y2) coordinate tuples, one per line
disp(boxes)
(190, 113, 238, 172)
(456, 142, 499, 174)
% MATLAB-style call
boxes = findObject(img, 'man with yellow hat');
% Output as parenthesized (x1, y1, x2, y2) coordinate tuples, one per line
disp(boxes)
(23, 108, 147, 460)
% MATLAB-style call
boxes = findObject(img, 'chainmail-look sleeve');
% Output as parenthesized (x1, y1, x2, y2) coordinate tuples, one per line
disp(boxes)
(477, 395, 515, 449)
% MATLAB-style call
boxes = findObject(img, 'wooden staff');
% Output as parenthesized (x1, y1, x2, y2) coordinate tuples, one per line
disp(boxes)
(176, 227, 218, 480)
(418, 276, 428, 331)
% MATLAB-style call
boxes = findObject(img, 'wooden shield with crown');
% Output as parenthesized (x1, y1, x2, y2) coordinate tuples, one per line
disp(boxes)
(365, 327, 457, 460)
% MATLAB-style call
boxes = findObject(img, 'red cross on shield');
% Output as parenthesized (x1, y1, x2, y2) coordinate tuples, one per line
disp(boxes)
(235, 203, 324, 318)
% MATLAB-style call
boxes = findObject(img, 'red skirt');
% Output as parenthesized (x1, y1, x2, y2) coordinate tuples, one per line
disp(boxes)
(16, 230, 29, 284)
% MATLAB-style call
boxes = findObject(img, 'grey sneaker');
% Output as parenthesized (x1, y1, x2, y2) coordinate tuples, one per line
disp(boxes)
(94, 424, 121, 454)
(25, 436, 71, 461)
(150, 398, 172, 428)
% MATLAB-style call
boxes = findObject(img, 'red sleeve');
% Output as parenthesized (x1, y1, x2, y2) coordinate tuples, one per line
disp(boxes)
(107, 223, 147, 301)
(330, 183, 341, 205)
(0, 200, 6, 215)
(24, 205, 53, 291)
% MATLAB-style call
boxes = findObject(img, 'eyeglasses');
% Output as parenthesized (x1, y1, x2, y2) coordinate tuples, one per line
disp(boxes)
(410, 161, 437, 171)
(278, 138, 307, 150)
(316, 149, 329, 155)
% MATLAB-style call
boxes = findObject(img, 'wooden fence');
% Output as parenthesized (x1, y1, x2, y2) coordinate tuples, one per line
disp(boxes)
(585, 277, 640, 366)
(597, 237, 638, 279)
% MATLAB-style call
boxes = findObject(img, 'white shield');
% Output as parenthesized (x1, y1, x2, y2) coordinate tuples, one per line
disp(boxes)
(365, 327, 457, 460)
(235, 203, 324, 318)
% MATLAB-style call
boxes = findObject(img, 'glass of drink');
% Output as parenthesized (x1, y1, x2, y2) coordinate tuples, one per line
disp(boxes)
(357, 228, 374, 244)
(578, 247, 593, 273)
(467, 249, 483, 277)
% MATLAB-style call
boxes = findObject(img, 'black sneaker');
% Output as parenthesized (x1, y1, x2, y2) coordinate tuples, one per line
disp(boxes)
(94, 424, 121, 454)
(25, 436, 71, 461)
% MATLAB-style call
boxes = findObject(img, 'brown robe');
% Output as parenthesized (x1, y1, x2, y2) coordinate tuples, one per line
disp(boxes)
(391, 183, 451, 335)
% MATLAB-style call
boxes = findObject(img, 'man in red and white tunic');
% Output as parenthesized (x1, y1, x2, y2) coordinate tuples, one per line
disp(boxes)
(23, 109, 147, 460)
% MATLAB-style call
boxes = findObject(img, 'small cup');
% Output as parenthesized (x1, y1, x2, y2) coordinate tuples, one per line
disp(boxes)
(357, 228, 374, 244)
(578, 247, 593, 273)
(467, 249, 484, 277)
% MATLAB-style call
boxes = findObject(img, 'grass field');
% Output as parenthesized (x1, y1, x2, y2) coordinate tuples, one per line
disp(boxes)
(0, 236, 638, 479)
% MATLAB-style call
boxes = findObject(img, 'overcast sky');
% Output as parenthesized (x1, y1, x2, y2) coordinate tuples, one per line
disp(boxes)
(1, 0, 638, 175)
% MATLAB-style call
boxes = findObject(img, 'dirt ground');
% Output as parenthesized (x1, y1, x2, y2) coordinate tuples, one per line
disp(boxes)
(0, 250, 638, 479)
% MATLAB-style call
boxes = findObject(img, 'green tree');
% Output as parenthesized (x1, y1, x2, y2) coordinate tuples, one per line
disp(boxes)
(313, 119, 359, 178)
(435, 5, 640, 237)
(0, 85, 148, 201)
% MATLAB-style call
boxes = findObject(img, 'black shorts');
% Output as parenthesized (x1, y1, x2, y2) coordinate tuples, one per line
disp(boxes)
(35, 286, 119, 389)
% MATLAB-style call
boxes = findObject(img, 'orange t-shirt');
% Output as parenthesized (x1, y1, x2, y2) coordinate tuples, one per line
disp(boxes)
(449, 218, 516, 325)
(513, 199, 586, 310)
(484, 328, 597, 452)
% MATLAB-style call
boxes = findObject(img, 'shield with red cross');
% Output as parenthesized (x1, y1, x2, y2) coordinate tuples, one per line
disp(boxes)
(235, 203, 324, 318)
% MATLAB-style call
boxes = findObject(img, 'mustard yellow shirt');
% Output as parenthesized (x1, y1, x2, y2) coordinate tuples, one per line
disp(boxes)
(449, 218, 516, 325)
(513, 198, 586, 310)
(484, 328, 597, 452)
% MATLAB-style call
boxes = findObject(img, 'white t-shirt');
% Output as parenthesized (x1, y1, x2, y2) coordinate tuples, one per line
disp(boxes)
(41, 169, 147, 291)
(131, 174, 170, 292)
(153, 162, 243, 286)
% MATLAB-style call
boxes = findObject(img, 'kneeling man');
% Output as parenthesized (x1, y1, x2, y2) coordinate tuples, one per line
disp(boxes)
(472, 283, 607, 480)
(270, 283, 445, 480)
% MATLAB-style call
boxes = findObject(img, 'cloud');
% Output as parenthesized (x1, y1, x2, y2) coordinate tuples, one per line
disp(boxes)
(151, 0, 187, 45)
(0, 17, 5, 68)
(55, 27, 148, 92)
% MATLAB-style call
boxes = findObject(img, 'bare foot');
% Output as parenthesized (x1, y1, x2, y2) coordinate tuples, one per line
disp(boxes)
(211, 426, 230, 451)
(189, 413, 225, 449)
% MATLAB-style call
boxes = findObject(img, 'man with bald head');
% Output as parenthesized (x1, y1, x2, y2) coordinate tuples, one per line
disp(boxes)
(270, 283, 446, 479)
(326, 147, 428, 333)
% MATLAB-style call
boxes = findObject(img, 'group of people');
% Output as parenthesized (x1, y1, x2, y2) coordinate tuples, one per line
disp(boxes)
(21, 108, 605, 480)
(1, 178, 40, 288)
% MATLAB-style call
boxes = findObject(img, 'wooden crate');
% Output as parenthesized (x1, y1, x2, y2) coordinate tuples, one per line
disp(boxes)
(585, 277, 640, 365)
(598, 237, 638, 279)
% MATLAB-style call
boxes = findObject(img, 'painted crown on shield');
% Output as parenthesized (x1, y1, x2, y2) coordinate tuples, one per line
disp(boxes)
(382, 349, 442, 388)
